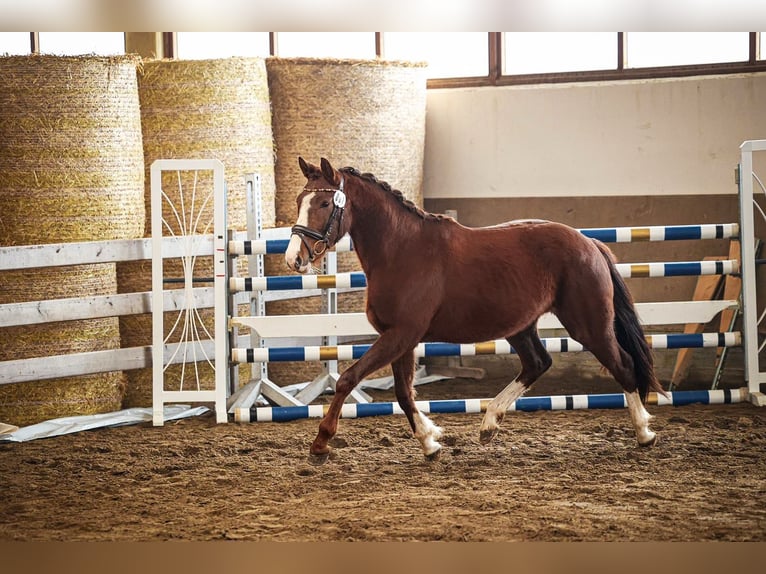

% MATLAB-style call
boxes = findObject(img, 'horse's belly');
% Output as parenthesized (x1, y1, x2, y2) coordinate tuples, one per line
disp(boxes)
(423, 305, 540, 344)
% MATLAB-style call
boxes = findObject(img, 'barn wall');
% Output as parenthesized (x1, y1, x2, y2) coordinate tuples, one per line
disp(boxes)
(422, 72, 766, 200)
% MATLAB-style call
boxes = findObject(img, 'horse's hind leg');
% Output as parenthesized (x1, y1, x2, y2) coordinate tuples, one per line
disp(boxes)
(555, 297, 658, 447)
(479, 324, 552, 445)
(575, 337, 657, 446)
(586, 338, 657, 446)
(392, 350, 443, 460)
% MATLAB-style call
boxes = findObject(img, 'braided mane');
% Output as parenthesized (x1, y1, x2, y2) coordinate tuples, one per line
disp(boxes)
(340, 166, 444, 221)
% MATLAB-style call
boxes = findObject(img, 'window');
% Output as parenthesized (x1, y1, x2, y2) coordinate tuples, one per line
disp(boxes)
(176, 32, 270, 59)
(382, 33, 488, 78)
(625, 32, 749, 68)
(19, 32, 757, 87)
(275, 32, 375, 59)
(38, 32, 125, 56)
(0, 32, 31, 55)
(761, 33, 765, 60)
(503, 33, 617, 74)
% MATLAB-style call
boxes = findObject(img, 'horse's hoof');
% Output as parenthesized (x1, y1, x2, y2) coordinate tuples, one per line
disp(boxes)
(638, 433, 658, 448)
(308, 450, 330, 465)
(479, 427, 499, 445)
(425, 447, 442, 462)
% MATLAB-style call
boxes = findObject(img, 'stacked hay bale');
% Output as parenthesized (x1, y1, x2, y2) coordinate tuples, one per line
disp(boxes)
(265, 57, 428, 386)
(119, 57, 276, 407)
(0, 55, 145, 426)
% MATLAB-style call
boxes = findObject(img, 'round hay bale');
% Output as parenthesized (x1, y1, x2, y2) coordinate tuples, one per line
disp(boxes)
(137, 57, 276, 231)
(266, 57, 427, 226)
(0, 55, 145, 243)
(0, 54, 144, 426)
(265, 57, 428, 386)
(119, 57, 276, 407)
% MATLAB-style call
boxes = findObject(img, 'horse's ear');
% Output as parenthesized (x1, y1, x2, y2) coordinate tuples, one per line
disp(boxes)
(298, 156, 312, 178)
(320, 157, 341, 186)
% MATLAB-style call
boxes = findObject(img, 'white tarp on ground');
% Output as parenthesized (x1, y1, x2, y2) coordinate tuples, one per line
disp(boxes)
(0, 405, 209, 443)
(0, 370, 452, 442)
(278, 371, 447, 396)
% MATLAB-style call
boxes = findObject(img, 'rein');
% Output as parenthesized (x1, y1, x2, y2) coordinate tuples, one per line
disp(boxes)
(290, 176, 347, 262)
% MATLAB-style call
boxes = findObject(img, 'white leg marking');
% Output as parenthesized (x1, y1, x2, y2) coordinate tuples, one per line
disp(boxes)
(625, 390, 656, 446)
(285, 192, 316, 273)
(479, 379, 527, 442)
(413, 411, 443, 457)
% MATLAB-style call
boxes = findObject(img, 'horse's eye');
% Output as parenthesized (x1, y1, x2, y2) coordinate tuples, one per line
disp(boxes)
(320, 200, 330, 208)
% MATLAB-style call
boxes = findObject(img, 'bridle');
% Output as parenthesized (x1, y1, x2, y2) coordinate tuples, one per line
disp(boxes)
(290, 176, 347, 262)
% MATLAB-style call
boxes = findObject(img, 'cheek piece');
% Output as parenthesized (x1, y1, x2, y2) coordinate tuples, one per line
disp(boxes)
(290, 179, 346, 262)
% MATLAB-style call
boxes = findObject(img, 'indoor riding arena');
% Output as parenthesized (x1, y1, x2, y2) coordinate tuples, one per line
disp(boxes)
(1, 30, 766, 546)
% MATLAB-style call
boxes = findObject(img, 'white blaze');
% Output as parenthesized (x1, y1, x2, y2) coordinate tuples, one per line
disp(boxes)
(285, 192, 316, 273)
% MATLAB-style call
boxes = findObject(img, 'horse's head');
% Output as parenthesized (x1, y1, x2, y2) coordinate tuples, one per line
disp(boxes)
(285, 157, 351, 273)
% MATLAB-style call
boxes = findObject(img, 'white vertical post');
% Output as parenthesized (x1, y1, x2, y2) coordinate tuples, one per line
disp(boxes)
(151, 162, 165, 426)
(245, 174, 268, 384)
(213, 163, 229, 423)
(739, 140, 766, 406)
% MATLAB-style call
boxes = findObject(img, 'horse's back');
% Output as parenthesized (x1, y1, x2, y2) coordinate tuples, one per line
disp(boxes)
(483, 218, 550, 230)
(483, 219, 611, 288)
(461, 219, 605, 269)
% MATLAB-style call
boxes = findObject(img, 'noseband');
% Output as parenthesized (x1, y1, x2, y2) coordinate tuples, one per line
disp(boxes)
(291, 176, 347, 262)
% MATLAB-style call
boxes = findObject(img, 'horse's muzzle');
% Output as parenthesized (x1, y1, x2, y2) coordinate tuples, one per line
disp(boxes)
(289, 254, 306, 273)
(285, 234, 310, 274)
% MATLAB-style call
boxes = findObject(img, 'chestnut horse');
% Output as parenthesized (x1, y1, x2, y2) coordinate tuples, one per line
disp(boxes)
(286, 157, 668, 464)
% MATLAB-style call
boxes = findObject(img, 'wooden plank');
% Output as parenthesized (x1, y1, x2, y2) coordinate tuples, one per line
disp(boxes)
(0, 288, 217, 327)
(232, 313, 379, 338)
(427, 365, 486, 379)
(227, 380, 264, 412)
(0, 341, 211, 385)
(552, 300, 737, 329)
(0, 422, 19, 435)
(0, 237, 153, 270)
(0, 346, 155, 385)
(0, 332, 250, 386)
(0, 231, 247, 271)
(670, 256, 725, 389)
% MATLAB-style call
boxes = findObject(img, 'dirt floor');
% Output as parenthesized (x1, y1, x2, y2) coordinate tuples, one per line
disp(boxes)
(1, 376, 765, 542)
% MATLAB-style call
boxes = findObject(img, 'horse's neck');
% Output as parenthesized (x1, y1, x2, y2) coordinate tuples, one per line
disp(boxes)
(347, 185, 420, 271)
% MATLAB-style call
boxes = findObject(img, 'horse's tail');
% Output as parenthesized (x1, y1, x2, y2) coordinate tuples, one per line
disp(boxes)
(594, 241, 669, 403)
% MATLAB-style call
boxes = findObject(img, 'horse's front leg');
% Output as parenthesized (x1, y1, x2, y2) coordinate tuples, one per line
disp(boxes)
(309, 330, 419, 465)
(392, 350, 443, 460)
